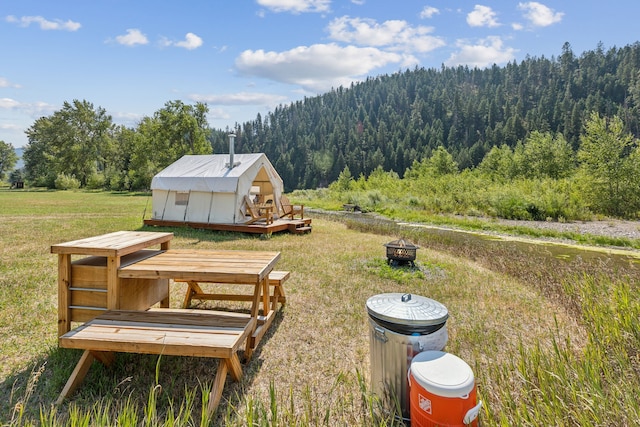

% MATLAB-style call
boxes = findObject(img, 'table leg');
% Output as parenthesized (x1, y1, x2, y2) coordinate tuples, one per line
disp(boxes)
(56, 350, 115, 405)
(55, 350, 94, 405)
(249, 280, 261, 322)
(182, 281, 206, 308)
(271, 283, 280, 312)
(206, 358, 229, 418)
(107, 256, 121, 310)
(261, 277, 269, 316)
(226, 354, 243, 382)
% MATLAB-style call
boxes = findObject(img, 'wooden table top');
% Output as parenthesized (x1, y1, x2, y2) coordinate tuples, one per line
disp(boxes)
(51, 231, 174, 257)
(118, 249, 281, 283)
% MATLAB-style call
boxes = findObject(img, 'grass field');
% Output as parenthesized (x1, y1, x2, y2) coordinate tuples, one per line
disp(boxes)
(1, 190, 639, 426)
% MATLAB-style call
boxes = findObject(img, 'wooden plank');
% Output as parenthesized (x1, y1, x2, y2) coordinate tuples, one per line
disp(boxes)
(250, 310, 277, 350)
(51, 231, 173, 257)
(90, 315, 254, 331)
(71, 250, 164, 269)
(206, 360, 228, 417)
(179, 271, 288, 308)
(268, 270, 290, 284)
(143, 218, 312, 235)
(55, 350, 94, 405)
(261, 277, 269, 319)
(119, 277, 169, 311)
(61, 327, 243, 351)
(102, 308, 252, 324)
(107, 256, 120, 310)
(60, 322, 246, 358)
(70, 306, 107, 323)
(70, 264, 107, 288)
(71, 288, 107, 308)
(58, 254, 72, 336)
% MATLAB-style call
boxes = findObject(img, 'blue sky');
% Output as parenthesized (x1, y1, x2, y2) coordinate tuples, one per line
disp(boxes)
(1, 1, 638, 148)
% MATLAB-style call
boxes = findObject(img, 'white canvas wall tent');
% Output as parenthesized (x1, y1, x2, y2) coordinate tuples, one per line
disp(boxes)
(149, 153, 284, 224)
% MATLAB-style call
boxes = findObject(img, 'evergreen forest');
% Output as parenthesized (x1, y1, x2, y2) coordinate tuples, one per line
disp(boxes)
(10, 41, 640, 220)
(213, 42, 640, 190)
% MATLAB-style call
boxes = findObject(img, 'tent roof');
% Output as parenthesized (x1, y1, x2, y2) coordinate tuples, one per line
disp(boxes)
(151, 153, 280, 193)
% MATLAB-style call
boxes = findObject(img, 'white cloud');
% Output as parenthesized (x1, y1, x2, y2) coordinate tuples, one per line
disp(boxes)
(0, 98, 21, 109)
(0, 98, 56, 117)
(256, 0, 330, 14)
(420, 6, 439, 19)
(327, 16, 445, 54)
(111, 111, 144, 126)
(172, 32, 204, 50)
(189, 92, 288, 106)
(512, 22, 524, 31)
(351, 0, 365, 5)
(115, 29, 149, 46)
(467, 5, 500, 28)
(446, 36, 517, 68)
(5, 15, 81, 31)
(518, 2, 563, 27)
(0, 123, 22, 131)
(207, 107, 232, 121)
(235, 43, 403, 92)
(0, 77, 21, 89)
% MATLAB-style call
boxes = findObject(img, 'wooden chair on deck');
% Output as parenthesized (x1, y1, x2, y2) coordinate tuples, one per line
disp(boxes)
(244, 195, 273, 224)
(280, 195, 304, 219)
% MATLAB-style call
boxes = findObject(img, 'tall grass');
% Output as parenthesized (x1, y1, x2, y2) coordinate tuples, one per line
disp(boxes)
(1, 190, 640, 426)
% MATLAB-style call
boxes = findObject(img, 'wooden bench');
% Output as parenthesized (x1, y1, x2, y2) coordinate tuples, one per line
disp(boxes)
(56, 309, 255, 417)
(181, 270, 290, 310)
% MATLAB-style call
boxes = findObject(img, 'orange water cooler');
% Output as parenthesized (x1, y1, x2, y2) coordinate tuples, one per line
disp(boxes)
(409, 351, 482, 427)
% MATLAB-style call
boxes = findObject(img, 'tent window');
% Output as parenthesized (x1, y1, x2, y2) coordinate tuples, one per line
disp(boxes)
(175, 192, 189, 206)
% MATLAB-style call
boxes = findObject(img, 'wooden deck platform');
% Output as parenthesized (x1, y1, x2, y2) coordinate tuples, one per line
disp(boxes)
(143, 217, 312, 235)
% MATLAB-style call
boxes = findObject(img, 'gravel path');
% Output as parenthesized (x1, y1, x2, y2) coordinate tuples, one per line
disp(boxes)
(465, 217, 640, 241)
(314, 209, 640, 242)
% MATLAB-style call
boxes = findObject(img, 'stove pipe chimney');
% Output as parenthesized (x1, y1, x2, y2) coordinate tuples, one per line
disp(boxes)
(228, 133, 236, 169)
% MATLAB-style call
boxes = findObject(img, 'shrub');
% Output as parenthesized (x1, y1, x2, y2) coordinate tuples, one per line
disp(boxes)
(86, 173, 106, 190)
(54, 173, 80, 190)
(491, 191, 532, 220)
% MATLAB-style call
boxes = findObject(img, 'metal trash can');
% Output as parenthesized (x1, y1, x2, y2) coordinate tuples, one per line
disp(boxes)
(366, 293, 449, 422)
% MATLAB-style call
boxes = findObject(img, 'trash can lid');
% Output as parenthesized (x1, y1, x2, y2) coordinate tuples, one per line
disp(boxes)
(410, 351, 475, 397)
(366, 293, 448, 327)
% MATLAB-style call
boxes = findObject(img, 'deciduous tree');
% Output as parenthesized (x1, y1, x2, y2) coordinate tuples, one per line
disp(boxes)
(23, 100, 114, 187)
(578, 112, 639, 216)
(0, 141, 18, 181)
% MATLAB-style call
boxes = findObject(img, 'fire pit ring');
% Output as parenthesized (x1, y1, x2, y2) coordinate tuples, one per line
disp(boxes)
(384, 239, 419, 267)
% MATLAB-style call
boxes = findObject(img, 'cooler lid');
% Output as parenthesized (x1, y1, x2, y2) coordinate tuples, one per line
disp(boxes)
(410, 351, 475, 398)
(366, 293, 448, 327)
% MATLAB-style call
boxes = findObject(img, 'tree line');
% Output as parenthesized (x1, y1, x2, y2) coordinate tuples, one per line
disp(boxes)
(15, 99, 211, 190)
(229, 41, 640, 191)
(320, 112, 639, 220)
(4, 41, 640, 213)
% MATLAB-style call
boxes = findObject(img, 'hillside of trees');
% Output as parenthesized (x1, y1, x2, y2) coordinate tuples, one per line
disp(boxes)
(295, 110, 640, 222)
(217, 42, 640, 190)
(9, 41, 640, 219)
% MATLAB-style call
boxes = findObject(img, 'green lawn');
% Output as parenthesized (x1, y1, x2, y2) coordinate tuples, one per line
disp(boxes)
(1, 190, 639, 426)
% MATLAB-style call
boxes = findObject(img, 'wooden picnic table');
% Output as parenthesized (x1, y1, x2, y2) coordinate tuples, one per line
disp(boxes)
(53, 232, 283, 416)
(118, 248, 282, 354)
